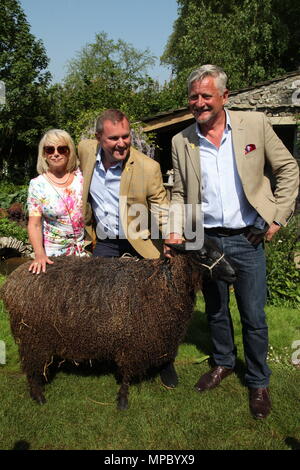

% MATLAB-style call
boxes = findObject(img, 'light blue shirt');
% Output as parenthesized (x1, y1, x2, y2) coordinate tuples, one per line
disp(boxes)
(89, 149, 123, 239)
(196, 111, 258, 229)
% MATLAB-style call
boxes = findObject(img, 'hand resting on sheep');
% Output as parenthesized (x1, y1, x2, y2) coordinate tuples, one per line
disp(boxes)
(0, 238, 236, 410)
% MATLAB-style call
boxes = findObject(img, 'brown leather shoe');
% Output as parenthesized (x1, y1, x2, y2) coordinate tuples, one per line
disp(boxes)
(194, 366, 234, 392)
(249, 387, 271, 419)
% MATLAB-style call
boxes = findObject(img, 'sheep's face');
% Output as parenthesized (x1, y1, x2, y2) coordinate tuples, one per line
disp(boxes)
(191, 242, 236, 283)
(167, 239, 236, 283)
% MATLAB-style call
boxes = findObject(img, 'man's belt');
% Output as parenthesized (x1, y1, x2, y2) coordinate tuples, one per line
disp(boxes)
(204, 227, 249, 237)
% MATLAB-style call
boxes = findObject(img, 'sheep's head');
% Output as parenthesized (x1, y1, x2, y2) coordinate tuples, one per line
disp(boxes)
(166, 238, 236, 283)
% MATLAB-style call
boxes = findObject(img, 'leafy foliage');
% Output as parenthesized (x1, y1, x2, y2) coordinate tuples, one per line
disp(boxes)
(0, 182, 28, 209)
(0, 182, 28, 242)
(161, 0, 300, 91)
(51, 32, 167, 136)
(265, 215, 300, 307)
(0, 218, 28, 243)
(0, 0, 53, 181)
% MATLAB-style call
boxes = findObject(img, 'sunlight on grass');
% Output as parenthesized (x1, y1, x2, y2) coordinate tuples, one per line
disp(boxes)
(0, 288, 299, 450)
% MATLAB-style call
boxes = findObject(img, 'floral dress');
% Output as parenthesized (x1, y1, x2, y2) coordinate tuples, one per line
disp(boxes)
(27, 169, 86, 256)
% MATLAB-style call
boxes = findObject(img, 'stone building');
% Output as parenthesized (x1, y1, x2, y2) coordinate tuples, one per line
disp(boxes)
(142, 71, 300, 186)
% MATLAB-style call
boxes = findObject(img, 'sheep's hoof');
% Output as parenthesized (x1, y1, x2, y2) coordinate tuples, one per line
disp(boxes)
(30, 392, 46, 405)
(117, 396, 128, 411)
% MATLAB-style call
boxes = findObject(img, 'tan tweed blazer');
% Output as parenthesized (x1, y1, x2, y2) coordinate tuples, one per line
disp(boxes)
(170, 110, 299, 234)
(78, 140, 169, 258)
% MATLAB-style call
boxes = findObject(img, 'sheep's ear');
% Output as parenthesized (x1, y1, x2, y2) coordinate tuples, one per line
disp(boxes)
(165, 243, 187, 252)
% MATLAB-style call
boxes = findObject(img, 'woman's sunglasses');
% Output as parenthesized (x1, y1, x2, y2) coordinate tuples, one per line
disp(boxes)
(44, 145, 70, 155)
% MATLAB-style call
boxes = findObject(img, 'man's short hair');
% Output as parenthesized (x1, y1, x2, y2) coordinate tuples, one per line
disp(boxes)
(95, 109, 130, 133)
(187, 64, 228, 95)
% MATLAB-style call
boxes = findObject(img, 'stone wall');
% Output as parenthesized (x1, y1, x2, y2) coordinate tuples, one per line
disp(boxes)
(227, 72, 300, 117)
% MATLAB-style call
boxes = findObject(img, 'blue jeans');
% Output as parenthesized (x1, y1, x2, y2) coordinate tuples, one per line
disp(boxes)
(202, 232, 271, 388)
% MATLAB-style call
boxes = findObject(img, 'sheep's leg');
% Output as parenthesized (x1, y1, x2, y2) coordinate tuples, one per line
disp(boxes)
(21, 354, 47, 404)
(26, 371, 46, 404)
(117, 380, 129, 411)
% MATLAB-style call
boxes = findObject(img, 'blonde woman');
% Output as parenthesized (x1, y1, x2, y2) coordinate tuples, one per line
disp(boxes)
(27, 129, 85, 274)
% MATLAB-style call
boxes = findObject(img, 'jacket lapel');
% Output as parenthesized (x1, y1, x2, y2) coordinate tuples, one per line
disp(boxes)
(119, 150, 134, 236)
(86, 142, 99, 180)
(181, 112, 246, 187)
(185, 125, 201, 182)
(82, 141, 99, 207)
(228, 110, 245, 180)
(120, 150, 134, 196)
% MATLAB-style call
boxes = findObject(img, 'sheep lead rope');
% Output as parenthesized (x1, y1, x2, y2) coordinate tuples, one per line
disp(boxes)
(200, 253, 225, 276)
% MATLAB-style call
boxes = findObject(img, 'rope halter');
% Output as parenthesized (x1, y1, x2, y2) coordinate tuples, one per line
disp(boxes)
(199, 253, 225, 277)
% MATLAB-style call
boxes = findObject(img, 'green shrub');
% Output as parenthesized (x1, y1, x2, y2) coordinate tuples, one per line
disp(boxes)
(0, 182, 29, 243)
(265, 215, 300, 307)
(0, 218, 28, 243)
(0, 182, 29, 211)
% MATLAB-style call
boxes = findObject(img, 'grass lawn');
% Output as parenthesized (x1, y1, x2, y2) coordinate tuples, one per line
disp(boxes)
(0, 274, 299, 451)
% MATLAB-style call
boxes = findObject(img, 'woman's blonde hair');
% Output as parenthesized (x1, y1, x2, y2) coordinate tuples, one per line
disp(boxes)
(36, 129, 79, 174)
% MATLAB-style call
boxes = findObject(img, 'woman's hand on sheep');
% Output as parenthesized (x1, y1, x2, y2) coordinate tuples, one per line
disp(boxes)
(29, 255, 54, 274)
(164, 233, 183, 258)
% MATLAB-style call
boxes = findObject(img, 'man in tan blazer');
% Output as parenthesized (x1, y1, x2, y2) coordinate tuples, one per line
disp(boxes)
(78, 109, 177, 388)
(169, 65, 299, 419)
(78, 109, 169, 259)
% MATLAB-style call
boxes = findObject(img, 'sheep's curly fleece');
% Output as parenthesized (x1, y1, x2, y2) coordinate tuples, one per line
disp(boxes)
(1, 255, 200, 384)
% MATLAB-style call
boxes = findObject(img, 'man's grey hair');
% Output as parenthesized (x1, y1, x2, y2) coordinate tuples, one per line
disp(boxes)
(187, 65, 228, 95)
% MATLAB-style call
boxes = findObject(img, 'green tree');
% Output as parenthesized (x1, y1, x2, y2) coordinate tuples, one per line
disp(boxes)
(0, 0, 52, 181)
(161, 0, 300, 91)
(54, 32, 164, 138)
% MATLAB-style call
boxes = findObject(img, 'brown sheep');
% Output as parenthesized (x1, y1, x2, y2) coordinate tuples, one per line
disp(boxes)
(0, 239, 236, 410)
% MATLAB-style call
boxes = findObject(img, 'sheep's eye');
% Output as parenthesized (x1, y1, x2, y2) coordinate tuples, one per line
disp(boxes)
(196, 251, 209, 261)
